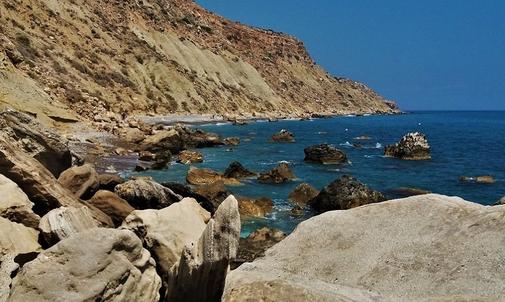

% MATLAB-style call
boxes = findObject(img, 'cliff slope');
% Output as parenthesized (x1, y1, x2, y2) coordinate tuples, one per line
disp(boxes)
(0, 0, 398, 125)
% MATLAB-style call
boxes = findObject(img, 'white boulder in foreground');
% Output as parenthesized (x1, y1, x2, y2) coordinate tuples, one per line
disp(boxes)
(223, 194, 505, 301)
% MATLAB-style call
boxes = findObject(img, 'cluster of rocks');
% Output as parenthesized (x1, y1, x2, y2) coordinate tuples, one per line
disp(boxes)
(0, 110, 241, 302)
(384, 132, 431, 160)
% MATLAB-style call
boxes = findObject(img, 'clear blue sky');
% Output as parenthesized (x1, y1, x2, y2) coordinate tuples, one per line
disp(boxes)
(196, 0, 505, 110)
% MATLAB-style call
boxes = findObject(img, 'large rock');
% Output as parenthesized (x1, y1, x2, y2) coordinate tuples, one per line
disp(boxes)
(0, 110, 71, 177)
(97, 173, 124, 191)
(194, 180, 232, 211)
(142, 129, 184, 154)
(238, 197, 273, 218)
(223, 161, 256, 179)
(258, 162, 296, 184)
(0, 134, 113, 226)
(162, 182, 215, 213)
(9, 228, 161, 302)
(271, 129, 295, 142)
(121, 198, 210, 296)
(115, 178, 182, 209)
(288, 183, 319, 206)
(224, 194, 505, 301)
(166, 195, 241, 302)
(89, 190, 134, 227)
(304, 144, 347, 164)
(175, 125, 224, 148)
(309, 175, 385, 212)
(0, 174, 40, 228)
(186, 167, 240, 185)
(177, 150, 204, 164)
(233, 227, 286, 269)
(57, 164, 99, 199)
(384, 132, 431, 160)
(39, 206, 100, 245)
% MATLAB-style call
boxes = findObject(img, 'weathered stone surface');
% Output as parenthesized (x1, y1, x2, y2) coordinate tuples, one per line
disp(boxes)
(161, 182, 215, 213)
(142, 129, 184, 154)
(0, 174, 40, 228)
(310, 175, 385, 212)
(175, 126, 224, 148)
(122, 198, 210, 295)
(119, 127, 145, 144)
(178, 150, 204, 164)
(224, 194, 505, 301)
(304, 144, 347, 164)
(115, 178, 182, 209)
(384, 132, 431, 160)
(57, 164, 99, 199)
(0, 134, 113, 226)
(9, 228, 161, 302)
(288, 183, 319, 206)
(98, 173, 124, 191)
(459, 175, 495, 184)
(258, 162, 295, 184)
(39, 206, 100, 245)
(238, 197, 273, 218)
(194, 180, 232, 211)
(89, 190, 134, 227)
(166, 195, 241, 302)
(187, 167, 240, 185)
(224, 137, 240, 146)
(233, 227, 286, 269)
(223, 161, 256, 179)
(0, 110, 71, 177)
(271, 129, 295, 142)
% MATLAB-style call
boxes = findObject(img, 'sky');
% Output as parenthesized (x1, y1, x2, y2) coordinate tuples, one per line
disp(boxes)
(196, 0, 505, 111)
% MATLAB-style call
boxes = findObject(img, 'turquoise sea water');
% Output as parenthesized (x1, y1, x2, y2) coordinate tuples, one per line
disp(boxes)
(134, 111, 505, 236)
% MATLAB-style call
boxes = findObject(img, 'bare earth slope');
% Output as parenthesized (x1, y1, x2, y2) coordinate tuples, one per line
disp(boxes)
(0, 0, 399, 124)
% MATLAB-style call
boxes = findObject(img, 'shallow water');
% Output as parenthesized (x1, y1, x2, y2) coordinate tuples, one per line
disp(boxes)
(133, 111, 505, 236)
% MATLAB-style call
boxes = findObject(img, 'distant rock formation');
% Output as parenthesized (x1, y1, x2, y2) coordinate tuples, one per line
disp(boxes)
(385, 132, 431, 160)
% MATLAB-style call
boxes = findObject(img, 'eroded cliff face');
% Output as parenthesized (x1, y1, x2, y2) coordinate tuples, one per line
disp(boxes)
(0, 0, 399, 125)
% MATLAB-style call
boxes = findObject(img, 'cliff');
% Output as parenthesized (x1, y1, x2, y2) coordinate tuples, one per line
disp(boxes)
(0, 0, 399, 126)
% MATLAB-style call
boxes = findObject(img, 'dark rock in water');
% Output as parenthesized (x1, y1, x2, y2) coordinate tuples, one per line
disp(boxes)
(459, 175, 495, 184)
(290, 205, 304, 217)
(89, 190, 134, 227)
(138, 150, 156, 161)
(309, 175, 385, 212)
(271, 129, 295, 142)
(115, 178, 182, 209)
(232, 227, 286, 270)
(136, 150, 171, 170)
(57, 164, 99, 200)
(232, 119, 247, 126)
(177, 150, 204, 164)
(237, 197, 273, 218)
(224, 161, 256, 179)
(258, 162, 295, 184)
(385, 187, 431, 199)
(194, 180, 232, 211)
(175, 125, 224, 148)
(0, 109, 72, 177)
(134, 162, 150, 172)
(384, 132, 431, 160)
(224, 137, 240, 146)
(162, 182, 215, 213)
(150, 150, 172, 170)
(98, 174, 124, 191)
(289, 183, 320, 206)
(304, 144, 347, 164)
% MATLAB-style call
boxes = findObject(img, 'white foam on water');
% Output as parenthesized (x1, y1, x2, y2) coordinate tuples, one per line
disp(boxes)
(340, 141, 353, 147)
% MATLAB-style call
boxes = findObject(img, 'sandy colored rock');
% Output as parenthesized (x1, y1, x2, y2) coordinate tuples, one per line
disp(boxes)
(57, 164, 99, 199)
(238, 197, 273, 218)
(178, 150, 204, 164)
(186, 166, 240, 185)
(288, 183, 319, 206)
(0, 174, 40, 228)
(194, 180, 232, 211)
(89, 190, 134, 227)
(39, 206, 100, 245)
(97, 173, 124, 191)
(224, 137, 240, 146)
(385, 132, 431, 160)
(9, 228, 161, 302)
(142, 129, 184, 154)
(119, 127, 146, 144)
(224, 194, 505, 301)
(115, 178, 182, 209)
(258, 162, 296, 184)
(166, 195, 241, 301)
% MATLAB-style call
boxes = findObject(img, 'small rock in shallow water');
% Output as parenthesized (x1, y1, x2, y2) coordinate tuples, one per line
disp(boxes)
(271, 129, 295, 142)
(237, 197, 273, 218)
(384, 132, 431, 160)
(177, 150, 204, 164)
(459, 175, 495, 184)
(258, 163, 296, 184)
(304, 144, 347, 164)
(186, 167, 240, 185)
(223, 161, 256, 179)
(224, 137, 240, 146)
(289, 183, 319, 206)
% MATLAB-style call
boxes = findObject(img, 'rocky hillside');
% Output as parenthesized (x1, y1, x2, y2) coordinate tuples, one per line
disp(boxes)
(0, 0, 398, 126)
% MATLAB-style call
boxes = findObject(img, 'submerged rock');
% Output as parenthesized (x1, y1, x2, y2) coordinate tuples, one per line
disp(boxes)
(89, 190, 134, 227)
(223, 161, 256, 179)
(459, 175, 495, 184)
(304, 144, 347, 164)
(223, 194, 505, 301)
(258, 163, 295, 184)
(309, 175, 385, 212)
(9, 228, 161, 302)
(115, 178, 182, 209)
(237, 197, 273, 218)
(384, 132, 431, 160)
(57, 164, 99, 199)
(271, 129, 295, 142)
(233, 227, 286, 269)
(0, 174, 40, 228)
(177, 150, 204, 164)
(288, 183, 319, 206)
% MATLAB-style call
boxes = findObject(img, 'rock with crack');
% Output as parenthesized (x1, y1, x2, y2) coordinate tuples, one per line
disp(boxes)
(8, 228, 161, 302)
(165, 195, 241, 302)
(115, 178, 182, 209)
(39, 206, 100, 245)
(121, 198, 210, 296)
(89, 190, 134, 227)
(0, 174, 40, 228)
(57, 164, 99, 199)
(223, 194, 505, 301)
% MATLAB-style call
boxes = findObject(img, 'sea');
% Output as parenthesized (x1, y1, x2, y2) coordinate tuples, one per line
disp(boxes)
(131, 111, 505, 236)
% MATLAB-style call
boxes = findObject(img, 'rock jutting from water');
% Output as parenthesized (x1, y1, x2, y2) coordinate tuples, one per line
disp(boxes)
(223, 161, 257, 179)
(304, 144, 347, 164)
(288, 183, 320, 206)
(271, 130, 295, 142)
(258, 162, 296, 184)
(177, 150, 204, 164)
(459, 175, 495, 184)
(384, 132, 431, 160)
